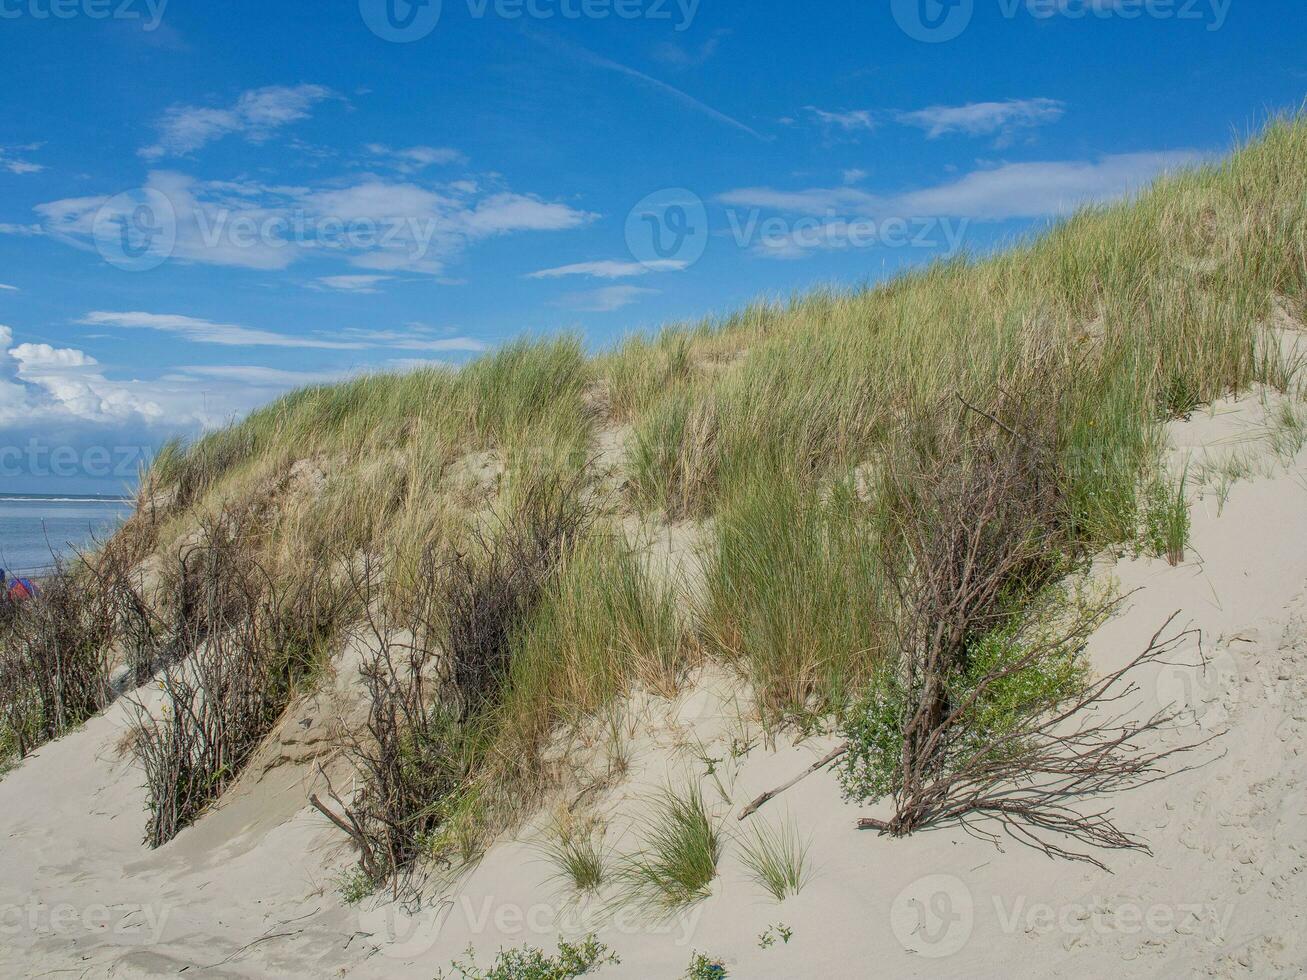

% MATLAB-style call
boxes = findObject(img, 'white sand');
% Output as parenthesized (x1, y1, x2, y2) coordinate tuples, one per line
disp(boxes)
(4, 390, 1307, 978)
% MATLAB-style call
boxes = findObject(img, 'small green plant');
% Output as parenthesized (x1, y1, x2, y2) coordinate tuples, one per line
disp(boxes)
(683, 951, 728, 979)
(757, 923, 793, 948)
(335, 865, 376, 905)
(738, 818, 809, 901)
(437, 935, 618, 979)
(541, 819, 610, 896)
(618, 784, 723, 911)
(1141, 468, 1191, 566)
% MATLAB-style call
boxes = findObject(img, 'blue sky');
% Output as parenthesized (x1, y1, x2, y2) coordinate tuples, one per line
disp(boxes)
(0, 0, 1302, 491)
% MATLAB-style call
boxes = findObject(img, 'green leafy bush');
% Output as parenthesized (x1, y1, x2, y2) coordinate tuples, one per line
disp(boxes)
(437, 935, 618, 979)
(683, 951, 728, 979)
(839, 598, 1092, 806)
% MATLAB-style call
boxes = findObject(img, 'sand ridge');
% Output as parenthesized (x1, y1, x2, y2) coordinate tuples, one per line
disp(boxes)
(3, 391, 1307, 978)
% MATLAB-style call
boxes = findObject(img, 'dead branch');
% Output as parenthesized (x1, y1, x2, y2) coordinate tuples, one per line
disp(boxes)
(737, 746, 848, 820)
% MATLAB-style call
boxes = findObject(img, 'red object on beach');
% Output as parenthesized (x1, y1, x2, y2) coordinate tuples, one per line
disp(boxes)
(7, 579, 35, 601)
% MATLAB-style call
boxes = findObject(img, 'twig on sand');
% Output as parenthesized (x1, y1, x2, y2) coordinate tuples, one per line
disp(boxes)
(737, 745, 848, 820)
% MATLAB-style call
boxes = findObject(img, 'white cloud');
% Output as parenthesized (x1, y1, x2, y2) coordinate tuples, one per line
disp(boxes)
(719, 150, 1203, 257)
(805, 107, 876, 134)
(174, 365, 348, 387)
(35, 170, 597, 276)
(79, 311, 488, 354)
(723, 151, 1201, 223)
(312, 274, 394, 293)
(364, 144, 466, 172)
(0, 283, 17, 292)
(79, 311, 367, 349)
(461, 193, 596, 236)
(0, 144, 44, 175)
(557, 285, 657, 312)
(897, 98, 1066, 141)
(528, 259, 686, 280)
(10, 343, 97, 371)
(325, 327, 487, 352)
(0, 329, 473, 461)
(140, 84, 334, 159)
(651, 30, 729, 69)
(894, 151, 1202, 220)
(842, 169, 869, 185)
(1, 339, 165, 427)
(0, 222, 44, 236)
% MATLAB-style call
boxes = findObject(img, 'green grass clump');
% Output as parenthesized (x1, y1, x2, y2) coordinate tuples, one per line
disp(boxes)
(1141, 468, 1192, 566)
(541, 818, 610, 896)
(737, 817, 810, 901)
(334, 866, 377, 905)
(487, 532, 686, 787)
(701, 474, 888, 723)
(438, 935, 618, 980)
(619, 784, 723, 911)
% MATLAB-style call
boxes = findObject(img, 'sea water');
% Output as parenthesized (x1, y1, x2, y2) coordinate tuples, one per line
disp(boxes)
(0, 494, 131, 577)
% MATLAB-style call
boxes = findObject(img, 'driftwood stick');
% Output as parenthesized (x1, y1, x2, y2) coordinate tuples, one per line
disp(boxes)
(856, 818, 892, 832)
(309, 793, 360, 841)
(737, 745, 848, 821)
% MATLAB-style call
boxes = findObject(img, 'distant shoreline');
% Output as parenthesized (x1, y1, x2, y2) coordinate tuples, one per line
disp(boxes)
(0, 493, 134, 504)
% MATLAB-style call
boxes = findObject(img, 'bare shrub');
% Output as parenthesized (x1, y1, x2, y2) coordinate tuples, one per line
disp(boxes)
(312, 476, 588, 889)
(871, 396, 1069, 827)
(852, 611, 1203, 866)
(0, 618, 40, 762)
(313, 554, 464, 887)
(2, 563, 116, 746)
(844, 395, 1207, 865)
(129, 516, 347, 846)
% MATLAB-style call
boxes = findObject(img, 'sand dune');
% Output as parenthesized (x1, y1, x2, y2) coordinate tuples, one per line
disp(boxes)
(3, 389, 1307, 978)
